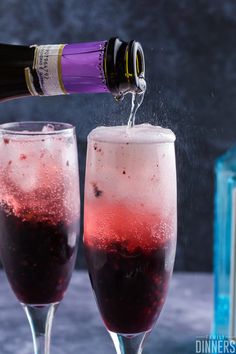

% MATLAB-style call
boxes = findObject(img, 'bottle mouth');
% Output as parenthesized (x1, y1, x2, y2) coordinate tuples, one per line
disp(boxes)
(105, 38, 146, 98)
(127, 40, 146, 94)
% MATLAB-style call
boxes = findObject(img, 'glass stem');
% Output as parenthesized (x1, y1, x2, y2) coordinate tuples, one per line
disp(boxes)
(109, 330, 150, 354)
(22, 302, 58, 354)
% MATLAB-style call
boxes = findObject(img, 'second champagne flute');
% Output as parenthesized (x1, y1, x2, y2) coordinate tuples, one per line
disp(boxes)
(84, 124, 177, 354)
(0, 122, 80, 354)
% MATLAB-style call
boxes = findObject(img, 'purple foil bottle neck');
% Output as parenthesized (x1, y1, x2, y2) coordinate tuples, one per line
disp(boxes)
(61, 41, 109, 94)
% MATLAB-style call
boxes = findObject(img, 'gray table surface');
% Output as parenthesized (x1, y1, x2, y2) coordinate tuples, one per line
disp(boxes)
(0, 271, 212, 354)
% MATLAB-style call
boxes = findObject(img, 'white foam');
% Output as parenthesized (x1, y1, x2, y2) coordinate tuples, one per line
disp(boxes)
(88, 123, 176, 144)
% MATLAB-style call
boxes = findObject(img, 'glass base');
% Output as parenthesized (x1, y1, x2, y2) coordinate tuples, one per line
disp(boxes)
(109, 329, 151, 354)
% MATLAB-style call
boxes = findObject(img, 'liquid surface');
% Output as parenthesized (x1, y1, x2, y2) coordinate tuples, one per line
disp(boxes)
(88, 123, 176, 144)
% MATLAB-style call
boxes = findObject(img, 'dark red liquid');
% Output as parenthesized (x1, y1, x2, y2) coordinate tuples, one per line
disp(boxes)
(85, 242, 172, 334)
(0, 206, 79, 304)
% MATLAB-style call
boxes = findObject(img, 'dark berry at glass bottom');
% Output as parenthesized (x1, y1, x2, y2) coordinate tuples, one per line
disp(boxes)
(85, 242, 172, 334)
(0, 206, 79, 305)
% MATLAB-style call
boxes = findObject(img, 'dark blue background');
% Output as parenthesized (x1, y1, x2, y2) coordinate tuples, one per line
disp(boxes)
(0, 0, 235, 271)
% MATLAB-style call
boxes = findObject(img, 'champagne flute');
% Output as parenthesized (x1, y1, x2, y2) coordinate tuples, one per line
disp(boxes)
(0, 122, 80, 354)
(84, 123, 177, 354)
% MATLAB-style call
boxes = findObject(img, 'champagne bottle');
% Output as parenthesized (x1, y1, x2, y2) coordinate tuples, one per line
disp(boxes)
(0, 38, 145, 102)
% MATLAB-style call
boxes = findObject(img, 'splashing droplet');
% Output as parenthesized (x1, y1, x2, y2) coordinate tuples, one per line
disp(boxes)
(114, 93, 124, 102)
